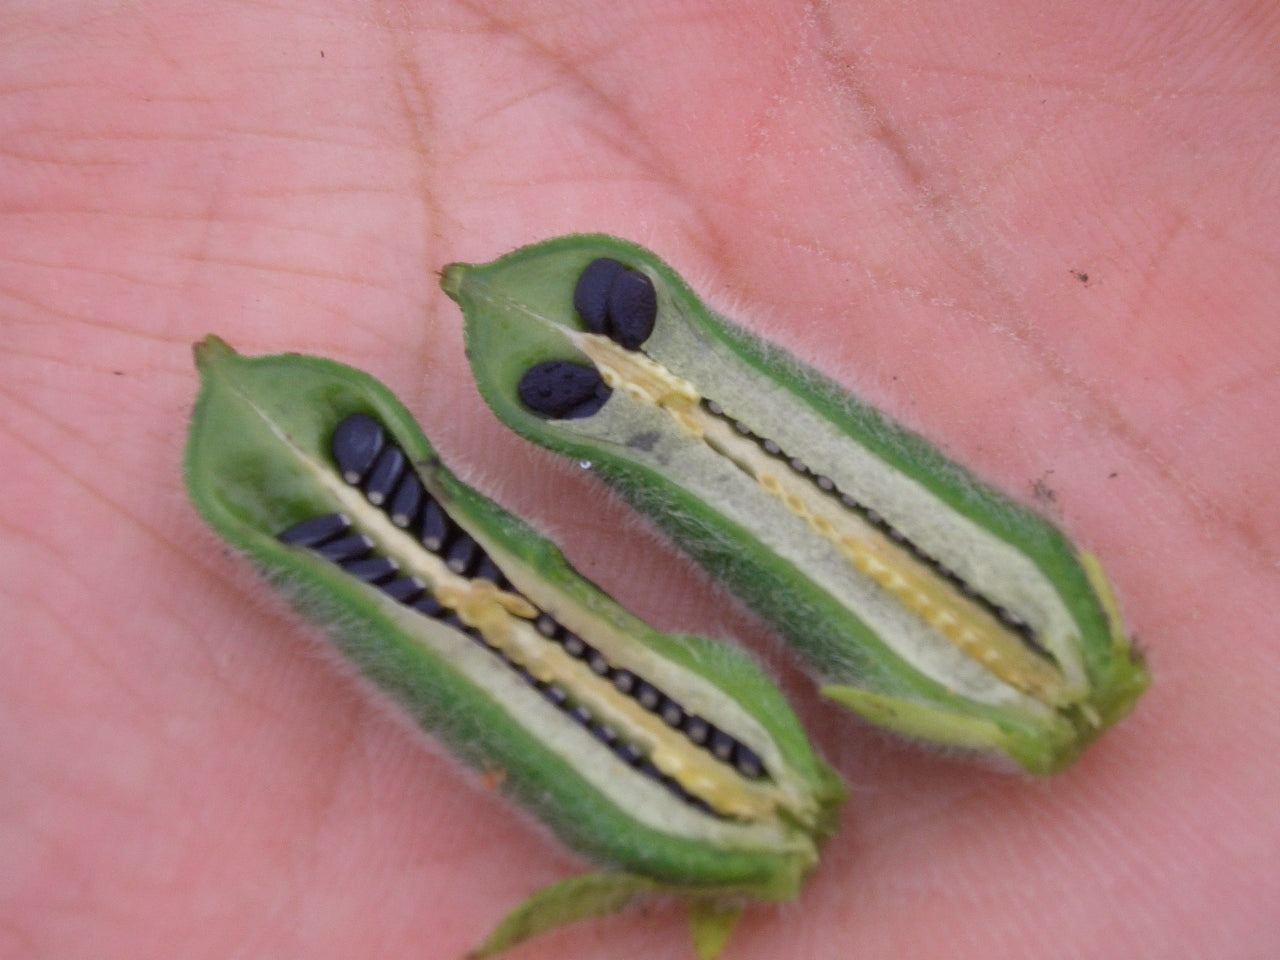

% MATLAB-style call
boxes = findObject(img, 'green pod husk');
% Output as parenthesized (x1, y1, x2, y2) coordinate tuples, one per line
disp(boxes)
(442, 235, 1150, 775)
(184, 336, 844, 958)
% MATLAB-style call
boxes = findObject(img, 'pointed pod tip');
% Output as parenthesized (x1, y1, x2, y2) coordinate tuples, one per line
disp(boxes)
(192, 334, 237, 371)
(439, 262, 471, 300)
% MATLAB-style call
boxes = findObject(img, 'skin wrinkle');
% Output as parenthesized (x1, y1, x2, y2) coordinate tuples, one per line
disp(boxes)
(809, 14, 1280, 573)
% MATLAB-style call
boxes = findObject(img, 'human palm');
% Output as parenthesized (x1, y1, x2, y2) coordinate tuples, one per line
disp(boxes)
(4, 3, 1278, 958)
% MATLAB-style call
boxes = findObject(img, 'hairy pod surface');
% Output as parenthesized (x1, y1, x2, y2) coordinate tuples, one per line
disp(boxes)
(184, 337, 845, 958)
(442, 235, 1150, 775)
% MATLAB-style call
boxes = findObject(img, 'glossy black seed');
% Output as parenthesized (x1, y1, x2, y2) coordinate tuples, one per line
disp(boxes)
(612, 670, 637, 695)
(332, 414, 385, 485)
(388, 473, 423, 527)
(420, 499, 451, 552)
(381, 576, 426, 604)
(278, 513, 349, 548)
(562, 633, 587, 658)
(542, 684, 569, 708)
(445, 535, 481, 575)
(635, 682, 661, 711)
(573, 257, 627, 335)
(636, 760, 664, 782)
(342, 555, 399, 584)
(472, 555, 504, 585)
(316, 534, 374, 563)
(615, 742, 644, 766)
(788, 457, 809, 475)
(364, 445, 407, 506)
(412, 593, 446, 618)
(683, 714, 711, 745)
(587, 651, 611, 676)
(733, 420, 753, 436)
(998, 607, 1030, 631)
(864, 508, 884, 527)
(658, 699, 685, 728)
(710, 729, 735, 762)
(840, 493, 861, 510)
(606, 269, 657, 350)
(761, 438, 782, 456)
(569, 704, 592, 726)
(733, 744, 765, 779)
(535, 614, 560, 638)
(704, 399, 724, 416)
(815, 474, 836, 493)
(517, 361, 610, 420)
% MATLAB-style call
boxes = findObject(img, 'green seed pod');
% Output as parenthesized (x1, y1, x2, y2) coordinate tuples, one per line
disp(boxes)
(183, 336, 844, 959)
(442, 235, 1150, 776)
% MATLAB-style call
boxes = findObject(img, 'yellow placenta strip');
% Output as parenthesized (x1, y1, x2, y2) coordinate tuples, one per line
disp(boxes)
(569, 342, 1069, 704)
(446, 579, 785, 821)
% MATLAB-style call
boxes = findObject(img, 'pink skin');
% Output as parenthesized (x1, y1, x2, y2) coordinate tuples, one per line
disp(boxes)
(2, 2, 1278, 958)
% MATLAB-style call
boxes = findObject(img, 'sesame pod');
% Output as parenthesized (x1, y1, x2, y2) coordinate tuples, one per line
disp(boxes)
(442, 235, 1150, 775)
(183, 336, 844, 958)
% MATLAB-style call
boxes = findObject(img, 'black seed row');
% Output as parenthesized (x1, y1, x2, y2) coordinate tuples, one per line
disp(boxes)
(702, 398, 1053, 659)
(279, 507, 721, 811)
(533, 613, 765, 780)
(279, 413, 769, 809)
(329, 414, 512, 587)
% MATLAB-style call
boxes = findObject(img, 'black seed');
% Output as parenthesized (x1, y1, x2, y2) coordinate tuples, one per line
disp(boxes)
(733, 744, 765, 779)
(412, 593, 446, 618)
(535, 614, 560, 638)
(612, 670, 637, 695)
(542, 685, 569, 708)
(683, 714, 711, 745)
(445, 535, 480, 575)
(574, 257, 628, 335)
(566, 388, 611, 419)
(864, 508, 883, 527)
(389, 473, 423, 527)
(562, 633, 587, 658)
(733, 420, 753, 436)
(704, 399, 724, 416)
(517, 361, 611, 420)
(278, 513, 349, 548)
(635, 682, 661, 711)
(381, 576, 426, 604)
(420, 499, 451, 552)
(587, 651, 611, 676)
(788, 457, 809, 475)
(342, 555, 399, 584)
(473, 555, 504, 584)
(569, 704, 592, 726)
(364, 445, 406, 506)
(606, 269, 657, 350)
(514, 666, 537, 687)
(615, 742, 644, 766)
(316, 534, 374, 563)
(659, 699, 685, 728)
(636, 760, 664, 782)
(332, 414, 385, 485)
(840, 492, 861, 510)
(710, 729, 735, 762)
(998, 607, 1030, 631)
(591, 723, 619, 746)
(815, 474, 835, 493)
(762, 438, 782, 456)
